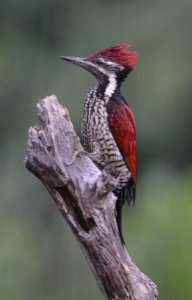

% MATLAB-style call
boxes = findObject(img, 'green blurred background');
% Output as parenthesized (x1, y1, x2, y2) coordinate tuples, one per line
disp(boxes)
(1, 0, 192, 299)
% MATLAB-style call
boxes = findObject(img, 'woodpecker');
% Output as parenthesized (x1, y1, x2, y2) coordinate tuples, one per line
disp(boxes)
(60, 43, 138, 243)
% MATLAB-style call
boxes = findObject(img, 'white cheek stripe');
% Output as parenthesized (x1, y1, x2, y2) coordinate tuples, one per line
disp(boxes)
(97, 67, 117, 98)
(105, 75, 117, 97)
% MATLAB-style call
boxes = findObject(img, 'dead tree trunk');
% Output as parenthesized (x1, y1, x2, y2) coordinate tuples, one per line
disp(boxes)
(24, 95, 158, 300)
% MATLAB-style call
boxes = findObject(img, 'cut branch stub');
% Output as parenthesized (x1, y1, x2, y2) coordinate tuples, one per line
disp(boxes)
(25, 95, 158, 300)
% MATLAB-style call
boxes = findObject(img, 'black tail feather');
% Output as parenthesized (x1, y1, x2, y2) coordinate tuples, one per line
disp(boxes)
(115, 191, 125, 244)
(126, 178, 136, 207)
(115, 179, 136, 244)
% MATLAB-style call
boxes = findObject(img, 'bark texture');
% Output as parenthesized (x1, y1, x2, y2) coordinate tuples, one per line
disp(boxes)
(25, 95, 158, 300)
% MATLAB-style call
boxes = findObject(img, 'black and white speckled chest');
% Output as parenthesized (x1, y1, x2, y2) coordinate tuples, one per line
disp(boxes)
(81, 88, 131, 189)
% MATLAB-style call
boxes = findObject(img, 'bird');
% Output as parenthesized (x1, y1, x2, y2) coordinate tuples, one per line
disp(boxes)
(60, 43, 138, 243)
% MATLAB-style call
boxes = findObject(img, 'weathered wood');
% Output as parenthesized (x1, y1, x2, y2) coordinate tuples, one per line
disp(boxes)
(24, 95, 158, 300)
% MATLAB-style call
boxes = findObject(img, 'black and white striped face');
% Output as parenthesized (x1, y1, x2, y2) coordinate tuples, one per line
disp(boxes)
(87, 57, 124, 78)
(86, 57, 125, 97)
(92, 57, 124, 73)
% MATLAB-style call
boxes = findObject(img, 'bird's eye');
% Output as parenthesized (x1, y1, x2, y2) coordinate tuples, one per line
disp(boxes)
(97, 58, 103, 65)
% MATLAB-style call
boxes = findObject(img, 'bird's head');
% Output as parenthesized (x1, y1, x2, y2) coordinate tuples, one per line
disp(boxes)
(60, 43, 138, 85)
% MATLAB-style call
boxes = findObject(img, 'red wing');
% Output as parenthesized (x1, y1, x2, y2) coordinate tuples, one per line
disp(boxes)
(108, 101, 137, 184)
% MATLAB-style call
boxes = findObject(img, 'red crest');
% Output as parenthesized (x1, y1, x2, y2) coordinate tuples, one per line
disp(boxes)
(89, 43, 138, 69)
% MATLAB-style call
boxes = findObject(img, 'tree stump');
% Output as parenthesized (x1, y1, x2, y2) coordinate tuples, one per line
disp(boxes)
(24, 95, 158, 300)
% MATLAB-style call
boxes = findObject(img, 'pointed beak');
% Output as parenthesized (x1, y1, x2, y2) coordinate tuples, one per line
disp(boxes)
(60, 56, 90, 70)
